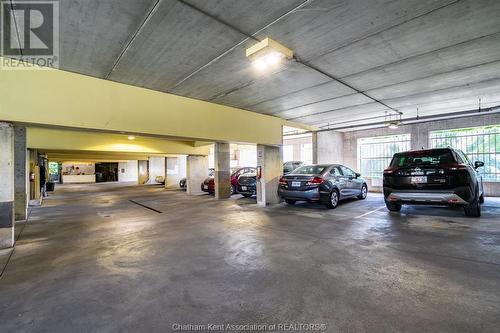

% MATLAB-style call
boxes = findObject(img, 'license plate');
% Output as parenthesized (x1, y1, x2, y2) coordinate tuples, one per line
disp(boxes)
(241, 186, 247, 191)
(203, 185, 208, 189)
(411, 176, 427, 184)
(291, 181, 301, 187)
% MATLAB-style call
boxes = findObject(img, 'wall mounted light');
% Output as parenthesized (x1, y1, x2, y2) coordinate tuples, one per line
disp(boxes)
(127, 135, 136, 140)
(246, 37, 293, 71)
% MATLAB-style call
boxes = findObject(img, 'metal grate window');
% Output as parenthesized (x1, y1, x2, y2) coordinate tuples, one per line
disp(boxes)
(358, 134, 411, 179)
(430, 125, 500, 182)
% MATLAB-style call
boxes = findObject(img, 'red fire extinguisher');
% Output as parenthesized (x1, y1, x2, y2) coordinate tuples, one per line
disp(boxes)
(256, 166, 262, 180)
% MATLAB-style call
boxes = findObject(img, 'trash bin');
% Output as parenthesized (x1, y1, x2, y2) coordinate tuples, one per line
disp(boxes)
(46, 182, 55, 192)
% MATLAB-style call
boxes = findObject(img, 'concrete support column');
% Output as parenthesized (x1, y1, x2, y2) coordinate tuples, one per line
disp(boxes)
(411, 126, 430, 150)
(256, 145, 282, 206)
(312, 132, 318, 164)
(165, 156, 187, 189)
(186, 155, 208, 195)
(14, 126, 27, 221)
(214, 143, 231, 200)
(317, 130, 344, 165)
(147, 156, 165, 184)
(0, 122, 15, 249)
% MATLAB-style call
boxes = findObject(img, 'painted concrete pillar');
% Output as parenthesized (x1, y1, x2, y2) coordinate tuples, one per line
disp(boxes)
(411, 126, 430, 150)
(14, 126, 27, 221)
(214, 142, 231, 199)
(312, 131, 318, 164)
(165, 156, 187, 189)
(186, 155, 208, 195)
(0, 122, 15, 249)
(256, 145, 282, 206)
(317, 130, 344, 165)
(147, 156, 165, 184)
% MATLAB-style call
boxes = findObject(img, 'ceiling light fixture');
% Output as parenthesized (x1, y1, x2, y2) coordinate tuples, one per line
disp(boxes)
(385, 111, 402, 130)
(388, 122, 399, 130)
(246, 37, 293, 71)
(127, 135, 136, 140)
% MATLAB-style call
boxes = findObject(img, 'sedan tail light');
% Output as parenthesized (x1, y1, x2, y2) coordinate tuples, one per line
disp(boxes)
(306, 176, 323, 185)
(279, 177, 288, 185)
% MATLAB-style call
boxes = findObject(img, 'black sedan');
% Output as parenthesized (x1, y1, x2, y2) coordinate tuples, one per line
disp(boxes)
(237, 172, 257, 197)
(278, 164, 368, 209)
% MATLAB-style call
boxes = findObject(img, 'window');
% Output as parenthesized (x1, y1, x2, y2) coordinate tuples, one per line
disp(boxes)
(292, 165, 326, 175)
(390, 149, 454, 167)
(330, 167, 341, 177)
(358, 134, 411, 179)
(430, 125, 500, 182)
(340, 166, 356, 178)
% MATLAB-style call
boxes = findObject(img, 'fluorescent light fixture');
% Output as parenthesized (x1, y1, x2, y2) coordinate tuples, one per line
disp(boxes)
(387, 122, 399, 129)
(246, 37, 293, 71)
(127, 135, 136, 140)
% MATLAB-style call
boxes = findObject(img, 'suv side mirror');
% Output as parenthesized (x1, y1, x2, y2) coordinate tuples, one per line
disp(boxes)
(474, 161, 484, 169)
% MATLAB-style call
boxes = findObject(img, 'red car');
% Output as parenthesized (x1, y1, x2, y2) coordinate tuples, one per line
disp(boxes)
(201, 167, 256, 195)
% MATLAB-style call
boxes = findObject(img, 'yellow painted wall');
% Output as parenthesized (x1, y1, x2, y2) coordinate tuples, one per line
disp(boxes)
(0, 57, 283, 144)
(27, 127, 211, 155)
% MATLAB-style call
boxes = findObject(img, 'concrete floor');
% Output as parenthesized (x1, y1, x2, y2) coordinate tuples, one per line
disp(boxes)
(0, 183, 499, 332)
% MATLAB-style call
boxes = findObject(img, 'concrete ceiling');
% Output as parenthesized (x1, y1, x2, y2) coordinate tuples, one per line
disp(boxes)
(15, 0, 500, 130)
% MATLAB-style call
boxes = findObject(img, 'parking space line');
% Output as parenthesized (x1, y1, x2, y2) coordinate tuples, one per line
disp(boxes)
(355, 206, 386, 219)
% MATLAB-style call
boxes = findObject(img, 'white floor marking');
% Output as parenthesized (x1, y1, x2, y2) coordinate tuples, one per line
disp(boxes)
(355, 206, 386, 219)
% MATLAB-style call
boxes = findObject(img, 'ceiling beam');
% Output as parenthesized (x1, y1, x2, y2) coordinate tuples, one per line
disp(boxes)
(104, 0, 162, 79)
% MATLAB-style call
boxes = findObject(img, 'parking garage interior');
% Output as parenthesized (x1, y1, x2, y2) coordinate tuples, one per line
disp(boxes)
(0, 0, 500, 332)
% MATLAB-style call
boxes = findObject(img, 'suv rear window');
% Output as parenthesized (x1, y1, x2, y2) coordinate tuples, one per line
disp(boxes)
(390, 150, 455, 167)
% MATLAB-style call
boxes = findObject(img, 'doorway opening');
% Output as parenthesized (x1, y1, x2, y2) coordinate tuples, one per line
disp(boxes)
(95, 163, 119, 183)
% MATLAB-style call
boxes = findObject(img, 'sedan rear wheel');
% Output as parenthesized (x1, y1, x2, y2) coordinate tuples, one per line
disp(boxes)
(326, 190, 339, 209)
(285, 199, 296, 205)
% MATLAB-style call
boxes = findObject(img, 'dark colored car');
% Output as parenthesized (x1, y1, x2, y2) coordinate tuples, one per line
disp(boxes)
(179, 168, 214, 190)
(202, 167, 256, 195)
(283, 161, 305, 175)
(383, 148, 484, 217)
(179, 178, 186, 190)
(237, 172, 257, 197)
(278, 164, 368, 208)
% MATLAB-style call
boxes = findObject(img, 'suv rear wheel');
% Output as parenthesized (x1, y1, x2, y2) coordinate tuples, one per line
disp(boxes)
(385, 199, 402, 212)
(464, 192, 481, 217)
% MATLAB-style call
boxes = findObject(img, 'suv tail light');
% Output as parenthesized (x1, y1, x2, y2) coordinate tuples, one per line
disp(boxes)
(306, 176, 323, 185)
(279, 177, 288, 185)
(439, 163, 468, 172)
(384, 167, 398, 175)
